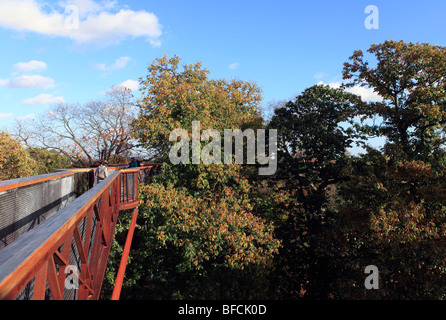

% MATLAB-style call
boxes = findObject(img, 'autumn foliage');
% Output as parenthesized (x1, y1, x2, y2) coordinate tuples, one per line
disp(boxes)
(2, 38, 445, 300)
(133, 55, 264, 161)
(139, 175, 280, 271)
(102, 42, 445, 300)
(100, 56, 287, 299)
(0, 131, 39, 180)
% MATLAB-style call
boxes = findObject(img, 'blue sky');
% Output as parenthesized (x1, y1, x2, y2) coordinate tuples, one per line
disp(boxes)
(0, 0, 445, 141)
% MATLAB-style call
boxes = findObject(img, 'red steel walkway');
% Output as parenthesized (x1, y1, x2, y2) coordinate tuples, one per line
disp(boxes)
(0, 165, 159, 300)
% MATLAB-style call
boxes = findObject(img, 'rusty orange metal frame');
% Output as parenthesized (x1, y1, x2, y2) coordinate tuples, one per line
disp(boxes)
(0, 165, 160, 300)
(111, 207, 138, 300)
(0, 171, 74, 193)
(0, 171, 121, 300)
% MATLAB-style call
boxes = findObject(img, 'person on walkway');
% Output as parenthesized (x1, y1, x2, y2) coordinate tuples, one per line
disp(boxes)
(129, 157, 138, 168)
(97, 160, 109, 183)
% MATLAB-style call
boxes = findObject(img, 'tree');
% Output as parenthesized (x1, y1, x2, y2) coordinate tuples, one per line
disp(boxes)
(267, 84, 362, 298)
(325, 150, 446, 299)
(27, 148, 72, 174)
(310, 40, 446, 299)
(133, 55, 264, 161)
(14, 86, 137, 167)
(103, 56, 284, 299)
(0, 131, 38, 180)
(269, 84, 360, 215)
(342, 40, 446, 161)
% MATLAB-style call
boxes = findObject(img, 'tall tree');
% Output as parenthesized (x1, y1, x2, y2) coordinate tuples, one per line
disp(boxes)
(133, 55, 264, 161)
(342, 40, 446, 160)
(14, 86, 136, 167)
(315, 40, 446, 299)
(269, 84, 360, 213)
(104, 55, 285, 299)
(267, 84, 361, 298)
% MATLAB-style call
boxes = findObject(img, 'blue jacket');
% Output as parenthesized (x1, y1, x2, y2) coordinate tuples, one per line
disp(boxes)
(129, 160, 138, 168)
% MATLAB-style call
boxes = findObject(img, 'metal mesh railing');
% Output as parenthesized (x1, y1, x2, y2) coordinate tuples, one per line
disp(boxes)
(0, 165, 160, 300)
(0, 171, 119, 300)
(0, 171, 95, 250)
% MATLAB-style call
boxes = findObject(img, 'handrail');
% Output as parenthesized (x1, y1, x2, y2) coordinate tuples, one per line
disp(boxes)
(0, 164, 162, 193)
(0, 165, 160, 300)
(0, 171, 75, 193)
(0, 171, 121, 299)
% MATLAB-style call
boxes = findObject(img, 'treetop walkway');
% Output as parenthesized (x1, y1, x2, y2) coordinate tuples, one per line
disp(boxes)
(0, 165, 160, 300)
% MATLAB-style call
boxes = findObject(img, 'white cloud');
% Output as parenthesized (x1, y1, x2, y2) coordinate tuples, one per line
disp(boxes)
(347, 85, 383, 102)
(0, 75, 55, 89)
(0, 0, 162, 47)
(149, 39, 162, 48)
(14, 60, 47, 72)
(58, 0, 117, 18)
(318, 81, 382, 102)
(1, 60, 55, 90)
(117, 79, 139, 91)
(78, 9, 162, 46)
(0, 113, 13, 120)
(16, 113, 35, 121)
(313, 72, 326, 80)
(92, 56, 131, 71)
(229, 62, 239, 70)
(23, 93, 65, 105)
(101, 79, 139, 95)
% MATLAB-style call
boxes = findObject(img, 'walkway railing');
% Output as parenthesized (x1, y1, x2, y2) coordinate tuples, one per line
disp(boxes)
(0, 165, 160, 300)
